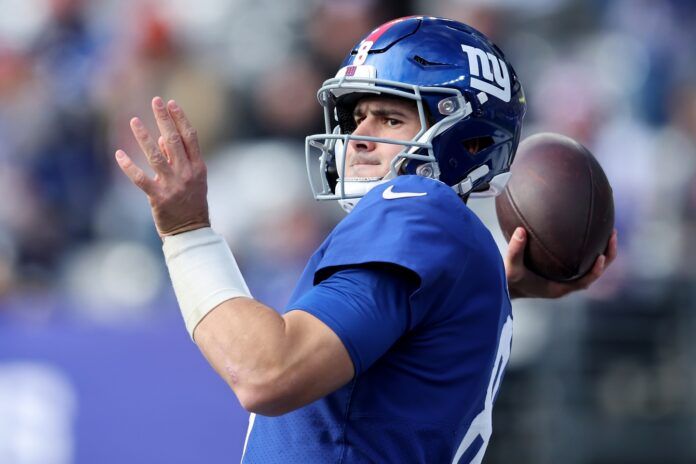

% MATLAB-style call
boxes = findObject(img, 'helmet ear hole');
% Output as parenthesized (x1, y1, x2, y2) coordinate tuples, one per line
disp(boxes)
(462, 136, 494, 155)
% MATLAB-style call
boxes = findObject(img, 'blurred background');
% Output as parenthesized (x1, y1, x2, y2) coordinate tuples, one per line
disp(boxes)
(1, 0, 695, 462)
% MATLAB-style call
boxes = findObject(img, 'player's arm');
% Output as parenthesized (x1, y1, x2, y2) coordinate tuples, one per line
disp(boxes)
(193, 298, 353, 416)
(504, 227, 618, 299)
(188, 262, 412, 416)
(114, 97, 354, 416)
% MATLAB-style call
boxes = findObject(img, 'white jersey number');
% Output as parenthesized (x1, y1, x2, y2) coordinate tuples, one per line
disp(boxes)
(451, 316, 513, 464)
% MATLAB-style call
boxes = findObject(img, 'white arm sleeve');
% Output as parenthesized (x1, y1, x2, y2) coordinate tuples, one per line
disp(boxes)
(163, 227, 252, 339)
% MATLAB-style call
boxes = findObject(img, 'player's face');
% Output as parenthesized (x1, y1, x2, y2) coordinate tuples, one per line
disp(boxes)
(346, 97, 422, 178)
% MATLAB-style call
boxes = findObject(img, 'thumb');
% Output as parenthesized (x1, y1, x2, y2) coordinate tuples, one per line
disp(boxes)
(504, 227, 527, 281)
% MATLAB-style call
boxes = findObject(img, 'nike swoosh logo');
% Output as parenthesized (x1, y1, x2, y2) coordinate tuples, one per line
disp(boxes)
(382, 185, 428, 200)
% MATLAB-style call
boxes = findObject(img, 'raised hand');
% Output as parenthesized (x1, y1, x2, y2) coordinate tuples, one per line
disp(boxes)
(504, 227, 618, 299)
(115, 97, 210, 237)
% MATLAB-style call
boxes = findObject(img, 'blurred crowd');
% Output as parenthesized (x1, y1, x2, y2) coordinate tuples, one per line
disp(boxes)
(1, 0, 696, 462)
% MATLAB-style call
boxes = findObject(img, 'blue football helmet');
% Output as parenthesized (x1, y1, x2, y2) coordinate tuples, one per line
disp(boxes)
(305, 16, 527, 212)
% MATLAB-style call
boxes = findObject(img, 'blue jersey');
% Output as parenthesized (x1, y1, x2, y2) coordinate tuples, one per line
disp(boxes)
(242, 175, 512, 464)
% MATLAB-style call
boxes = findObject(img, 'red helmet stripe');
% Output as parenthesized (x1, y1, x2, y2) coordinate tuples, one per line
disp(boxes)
(364, 16, 421, 43)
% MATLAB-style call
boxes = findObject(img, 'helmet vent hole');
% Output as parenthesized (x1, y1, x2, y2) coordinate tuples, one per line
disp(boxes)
(413, 55, 449, 66)
(462, 136, 494, 155)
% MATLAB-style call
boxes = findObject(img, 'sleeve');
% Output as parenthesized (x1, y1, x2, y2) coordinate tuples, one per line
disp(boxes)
(288, 264, 418, 375)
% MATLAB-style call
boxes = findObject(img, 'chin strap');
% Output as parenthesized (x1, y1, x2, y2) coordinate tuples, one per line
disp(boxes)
(336, 176, 389, 212)
(469, 172, 511, 198)
(451, 164, 491, 197)
(335, 154, 408, 213)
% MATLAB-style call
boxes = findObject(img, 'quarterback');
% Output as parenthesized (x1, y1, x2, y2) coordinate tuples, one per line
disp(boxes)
(115, 17, 616, 464)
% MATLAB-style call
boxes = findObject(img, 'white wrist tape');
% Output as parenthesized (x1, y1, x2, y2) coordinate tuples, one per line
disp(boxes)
(162, 227, 252, 339)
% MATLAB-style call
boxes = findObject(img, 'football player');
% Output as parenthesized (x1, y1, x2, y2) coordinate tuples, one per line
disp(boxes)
(116, 16, 616, 464)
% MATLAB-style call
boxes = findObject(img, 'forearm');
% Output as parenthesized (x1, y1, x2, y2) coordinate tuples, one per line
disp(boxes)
(162, 228, 352, 415)
(161, 228, 290, 411)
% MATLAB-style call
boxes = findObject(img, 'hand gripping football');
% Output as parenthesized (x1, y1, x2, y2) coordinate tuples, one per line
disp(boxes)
(495, 133, 614, 282)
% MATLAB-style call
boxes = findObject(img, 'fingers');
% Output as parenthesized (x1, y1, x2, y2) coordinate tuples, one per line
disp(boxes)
(166, 99, 202, 163)
(604, 229, 618, 266)
(543, 282, 573, 299)
(115, 150, 157, 195)
(151, 96, 188, 166)
(130, 117, 172, 176)
(568, 230, 617, 289)
(505, 228, 617, 300)
(504, 227, 527, 282)
(570, 254, 606, 292)
(553, 230, 617, 294)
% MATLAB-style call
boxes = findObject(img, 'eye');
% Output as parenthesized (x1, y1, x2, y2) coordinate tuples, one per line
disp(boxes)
(385, 118, 402, 127)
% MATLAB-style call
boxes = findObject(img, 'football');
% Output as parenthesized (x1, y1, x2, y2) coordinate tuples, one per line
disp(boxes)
(495, 132, 614, 282)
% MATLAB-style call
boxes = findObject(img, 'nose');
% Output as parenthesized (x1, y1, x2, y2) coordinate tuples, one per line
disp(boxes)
(349, 117, 376, 152)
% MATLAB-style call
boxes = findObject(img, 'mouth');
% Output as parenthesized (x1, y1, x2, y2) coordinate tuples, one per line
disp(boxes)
(346, 164, 387, 180)
(349, 155, 381, 167)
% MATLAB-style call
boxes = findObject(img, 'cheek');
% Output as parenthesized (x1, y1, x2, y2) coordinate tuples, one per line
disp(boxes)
(392, 121, 422, 143)
(377, 143, 404, 165)
(370, 143, 404, 168)
(403, 121, 423, 138)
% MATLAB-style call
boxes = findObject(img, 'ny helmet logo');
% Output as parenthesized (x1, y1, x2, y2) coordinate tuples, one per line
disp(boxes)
(460, 45, 511, 102)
